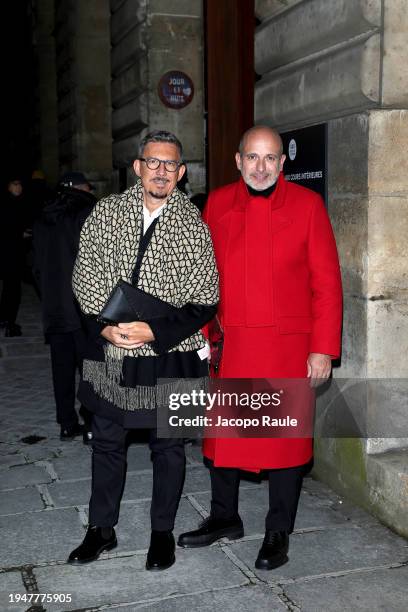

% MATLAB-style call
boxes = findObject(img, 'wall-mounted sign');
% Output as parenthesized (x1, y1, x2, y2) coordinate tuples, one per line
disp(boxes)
(158, 71, 194, 109)
(281, 123, 327, 203)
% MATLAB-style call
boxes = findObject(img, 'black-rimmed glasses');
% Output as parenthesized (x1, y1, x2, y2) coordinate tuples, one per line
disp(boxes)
(139, 157, 182, 172)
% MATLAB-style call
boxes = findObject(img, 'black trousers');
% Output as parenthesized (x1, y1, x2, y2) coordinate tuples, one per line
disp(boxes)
(0, 275, 21, 324)
(48, 329, 90, 429)
(207, 459, 310, 533)
(89, 414, 185, 531)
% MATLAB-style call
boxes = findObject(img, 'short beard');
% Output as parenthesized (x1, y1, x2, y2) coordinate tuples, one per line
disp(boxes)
(245, 175, 278, 191)
(148, 190, 168, 200)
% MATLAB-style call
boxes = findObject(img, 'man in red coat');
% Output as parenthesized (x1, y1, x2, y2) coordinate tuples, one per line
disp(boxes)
(178, 126, 342, 570)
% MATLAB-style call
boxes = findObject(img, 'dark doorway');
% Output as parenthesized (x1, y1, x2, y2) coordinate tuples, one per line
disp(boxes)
(204, 0, 255, 191)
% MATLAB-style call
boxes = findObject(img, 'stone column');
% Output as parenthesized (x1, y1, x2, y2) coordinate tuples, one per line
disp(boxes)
(33, 0, 59, 185)
(110, 0, 205, 193)
(255, 0, 408, 536)
(55, 0, 112, 196)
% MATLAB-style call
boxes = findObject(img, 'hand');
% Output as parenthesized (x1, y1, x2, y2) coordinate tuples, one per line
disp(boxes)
(307, 353, 332, 388)
(101, 322, 154, 349)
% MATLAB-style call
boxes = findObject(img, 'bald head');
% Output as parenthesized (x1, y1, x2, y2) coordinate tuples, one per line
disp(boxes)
(238, 126, 283, 157)
(236, 125, 286, 191)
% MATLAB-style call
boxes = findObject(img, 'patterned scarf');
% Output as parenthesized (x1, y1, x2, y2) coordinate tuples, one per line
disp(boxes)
(72, 179, 218, 410)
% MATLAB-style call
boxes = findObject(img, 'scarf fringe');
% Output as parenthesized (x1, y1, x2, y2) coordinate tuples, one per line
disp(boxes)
(83, 359, 208, 412)
(75, 181, 218, 412)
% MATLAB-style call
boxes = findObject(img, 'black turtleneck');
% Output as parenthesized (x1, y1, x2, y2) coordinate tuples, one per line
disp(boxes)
(247, 181, 277, 198)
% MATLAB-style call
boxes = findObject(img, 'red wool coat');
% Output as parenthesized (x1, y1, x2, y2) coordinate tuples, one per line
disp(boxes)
(202, 173, 343, 470)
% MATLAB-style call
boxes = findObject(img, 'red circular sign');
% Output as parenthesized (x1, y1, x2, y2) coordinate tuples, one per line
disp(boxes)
(158, 71, 194, 110)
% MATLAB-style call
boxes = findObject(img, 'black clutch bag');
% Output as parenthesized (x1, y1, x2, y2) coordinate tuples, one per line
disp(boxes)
(97, 280, 178, 326)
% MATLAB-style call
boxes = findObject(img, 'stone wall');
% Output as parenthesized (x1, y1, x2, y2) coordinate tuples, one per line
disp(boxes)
(255, 0, 383, 129)
(255, 0, 408, 536)
(110, 0, 205, 193)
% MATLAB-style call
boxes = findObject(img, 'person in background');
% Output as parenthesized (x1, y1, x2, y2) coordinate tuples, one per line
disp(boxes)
(23, 170, 55, 288)
(33, 171, 96, 443)
(27, 169, 53, 224)
(0, 175, 28, 337)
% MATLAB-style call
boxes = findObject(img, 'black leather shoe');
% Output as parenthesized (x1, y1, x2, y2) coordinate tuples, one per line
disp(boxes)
(68, 526, 117, 564)
(146, 530, 175, 570)
(60, 423, 83, 441)
(255, 530, 289, 570)
(178, 516, 244, 548)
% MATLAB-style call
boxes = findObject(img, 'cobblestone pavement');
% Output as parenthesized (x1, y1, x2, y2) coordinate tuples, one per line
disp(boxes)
(0, 285, 407, 611)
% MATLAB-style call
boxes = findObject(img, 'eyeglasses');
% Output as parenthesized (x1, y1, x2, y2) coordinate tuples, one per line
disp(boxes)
(139, 157, 182, 172)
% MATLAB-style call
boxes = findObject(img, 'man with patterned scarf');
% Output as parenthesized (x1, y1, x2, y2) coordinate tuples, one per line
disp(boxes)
(68, 130, 219, 570)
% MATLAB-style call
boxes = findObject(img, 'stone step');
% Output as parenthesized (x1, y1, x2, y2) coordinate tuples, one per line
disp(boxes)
(367, 449, 408, 538)
(0, 340, 49, 358)
(3, 319, 42, 327)
(1, 329, 43, 339)
(0, 354, 51, 374)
